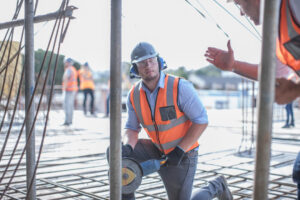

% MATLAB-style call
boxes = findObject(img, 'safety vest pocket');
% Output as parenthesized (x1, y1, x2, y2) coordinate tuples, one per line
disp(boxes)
(159, 106, 177, 121)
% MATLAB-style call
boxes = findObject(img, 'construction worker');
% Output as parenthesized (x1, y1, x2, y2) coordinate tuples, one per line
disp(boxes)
(78, 62, 95, 116)
(62, 58, 78, 126)
(204, 0, 300, 104)
(282, 101, 295, 128)
(204, 0, 300, 198)
(109, 42, 232, 200)
(105, 79, 110, 117)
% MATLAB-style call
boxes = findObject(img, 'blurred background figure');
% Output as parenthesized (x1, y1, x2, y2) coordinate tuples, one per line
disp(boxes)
(105, 79, 110, 117)
(282, 101, 295, 128)
(282, 72, 299, 128)
(62, 58, 78, 126)
(78, 62, 96, 116)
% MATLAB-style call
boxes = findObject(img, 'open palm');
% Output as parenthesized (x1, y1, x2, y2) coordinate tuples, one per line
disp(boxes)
(204, 40, 235, 71)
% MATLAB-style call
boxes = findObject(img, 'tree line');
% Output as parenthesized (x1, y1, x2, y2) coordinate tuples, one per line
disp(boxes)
(32, 49, 222, 87)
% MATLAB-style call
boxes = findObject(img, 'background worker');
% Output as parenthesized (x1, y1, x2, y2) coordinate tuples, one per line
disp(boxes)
(62, 58, 78, 126)
(78, 62, 96, 116)
(282, 101, 295, 128)
(204, 0, 300, 198)
(109, 42, 232, 200)
(105, 79, 110, 117)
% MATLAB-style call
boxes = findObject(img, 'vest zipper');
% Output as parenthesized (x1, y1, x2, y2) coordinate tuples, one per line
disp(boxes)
(144, 89, 165, 155)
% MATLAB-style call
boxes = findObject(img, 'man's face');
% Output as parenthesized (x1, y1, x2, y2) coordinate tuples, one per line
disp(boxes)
(234, 0, 260, 25)
(136, 57, 160, 82)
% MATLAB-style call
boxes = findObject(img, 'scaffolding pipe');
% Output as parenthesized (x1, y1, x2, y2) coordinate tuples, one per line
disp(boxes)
(0, 6, 76, 30)
(253, 0, 279, 199)
(109, 0, 122, 199)
(24, 0, 36, 199)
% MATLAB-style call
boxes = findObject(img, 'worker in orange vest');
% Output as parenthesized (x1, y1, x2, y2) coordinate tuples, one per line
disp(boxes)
(107, 42, 233, 200)
(204, 0, 300, 198)
(62, 58, 78, 126)
(78, 62, 95, 116)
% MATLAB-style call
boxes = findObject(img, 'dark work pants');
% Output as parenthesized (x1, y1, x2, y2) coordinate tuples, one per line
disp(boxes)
(285, 102, 294, 125)
(83, 89, 94, 114)
(293, 152, 300, 200)
(123, 139, 198, 200)
(106, 93, 110, 116)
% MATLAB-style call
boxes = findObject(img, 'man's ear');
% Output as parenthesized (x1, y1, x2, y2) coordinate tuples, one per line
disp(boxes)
(129, 64, 141, 79)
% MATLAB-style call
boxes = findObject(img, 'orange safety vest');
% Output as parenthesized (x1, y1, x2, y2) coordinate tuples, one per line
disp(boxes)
(63, 66, 78, 91)
(78, 69, 95, 90)
(130, 74, 199, 155)
(276, 0, 300, 76)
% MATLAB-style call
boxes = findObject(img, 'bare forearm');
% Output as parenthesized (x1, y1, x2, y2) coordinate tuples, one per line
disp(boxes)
(178, 123, 208, 152)
(123, 129, 139, 149)
(232, 61, 258, 80)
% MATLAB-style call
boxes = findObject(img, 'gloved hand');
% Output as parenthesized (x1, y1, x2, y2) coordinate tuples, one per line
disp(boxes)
(166, 146, 185, 166)
(122, 144, 133, 157)
(106, 144, 134, 163)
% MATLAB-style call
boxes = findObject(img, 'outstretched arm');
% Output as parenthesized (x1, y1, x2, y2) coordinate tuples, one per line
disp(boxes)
(205, 40, 258, 80)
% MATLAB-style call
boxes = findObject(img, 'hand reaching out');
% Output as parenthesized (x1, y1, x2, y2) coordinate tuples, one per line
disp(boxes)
(204, 40, 235, 71)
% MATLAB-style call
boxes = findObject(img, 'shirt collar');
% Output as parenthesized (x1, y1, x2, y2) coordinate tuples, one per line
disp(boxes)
(139, 71, 166, 92)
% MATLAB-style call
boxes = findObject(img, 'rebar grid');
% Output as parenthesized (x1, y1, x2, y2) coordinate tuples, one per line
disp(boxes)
(0, 149, 297, 199)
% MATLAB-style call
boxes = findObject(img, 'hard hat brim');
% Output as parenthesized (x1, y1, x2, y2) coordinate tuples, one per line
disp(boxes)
(131, 53, 158, 64)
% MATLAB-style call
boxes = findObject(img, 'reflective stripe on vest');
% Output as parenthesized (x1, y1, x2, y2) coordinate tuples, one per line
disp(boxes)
(153, 137, 184, 151)
(276, 0, 300, 76)
(79, 69, 95, 90)
(130, 74, 198, 154)
(64, 66, 78, 91)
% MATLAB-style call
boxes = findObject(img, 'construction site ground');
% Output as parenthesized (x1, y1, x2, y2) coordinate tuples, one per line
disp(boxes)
(0, 108, 299, 199)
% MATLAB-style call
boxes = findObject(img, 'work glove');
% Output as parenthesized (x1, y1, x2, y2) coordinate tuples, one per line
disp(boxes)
(106, 144, 134, 163)
(122, 144, 133, 157)
(166, 146, 185, 166)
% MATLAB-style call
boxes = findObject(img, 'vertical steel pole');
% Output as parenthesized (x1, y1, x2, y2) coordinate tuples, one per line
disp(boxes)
(24, 0, 36, 199)
(253, 0, 279, 199)
(109, 0, 122, 199)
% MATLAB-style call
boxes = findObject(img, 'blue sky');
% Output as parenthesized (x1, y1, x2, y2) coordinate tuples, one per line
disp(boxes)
(0, 0, 262, 72)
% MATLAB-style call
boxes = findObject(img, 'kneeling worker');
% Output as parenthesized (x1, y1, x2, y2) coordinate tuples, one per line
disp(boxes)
(108, 42, 232, 200)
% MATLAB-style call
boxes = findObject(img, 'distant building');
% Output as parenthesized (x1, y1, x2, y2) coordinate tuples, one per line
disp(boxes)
(188, 74, 257, 109)
(189, 74, 243, 90)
